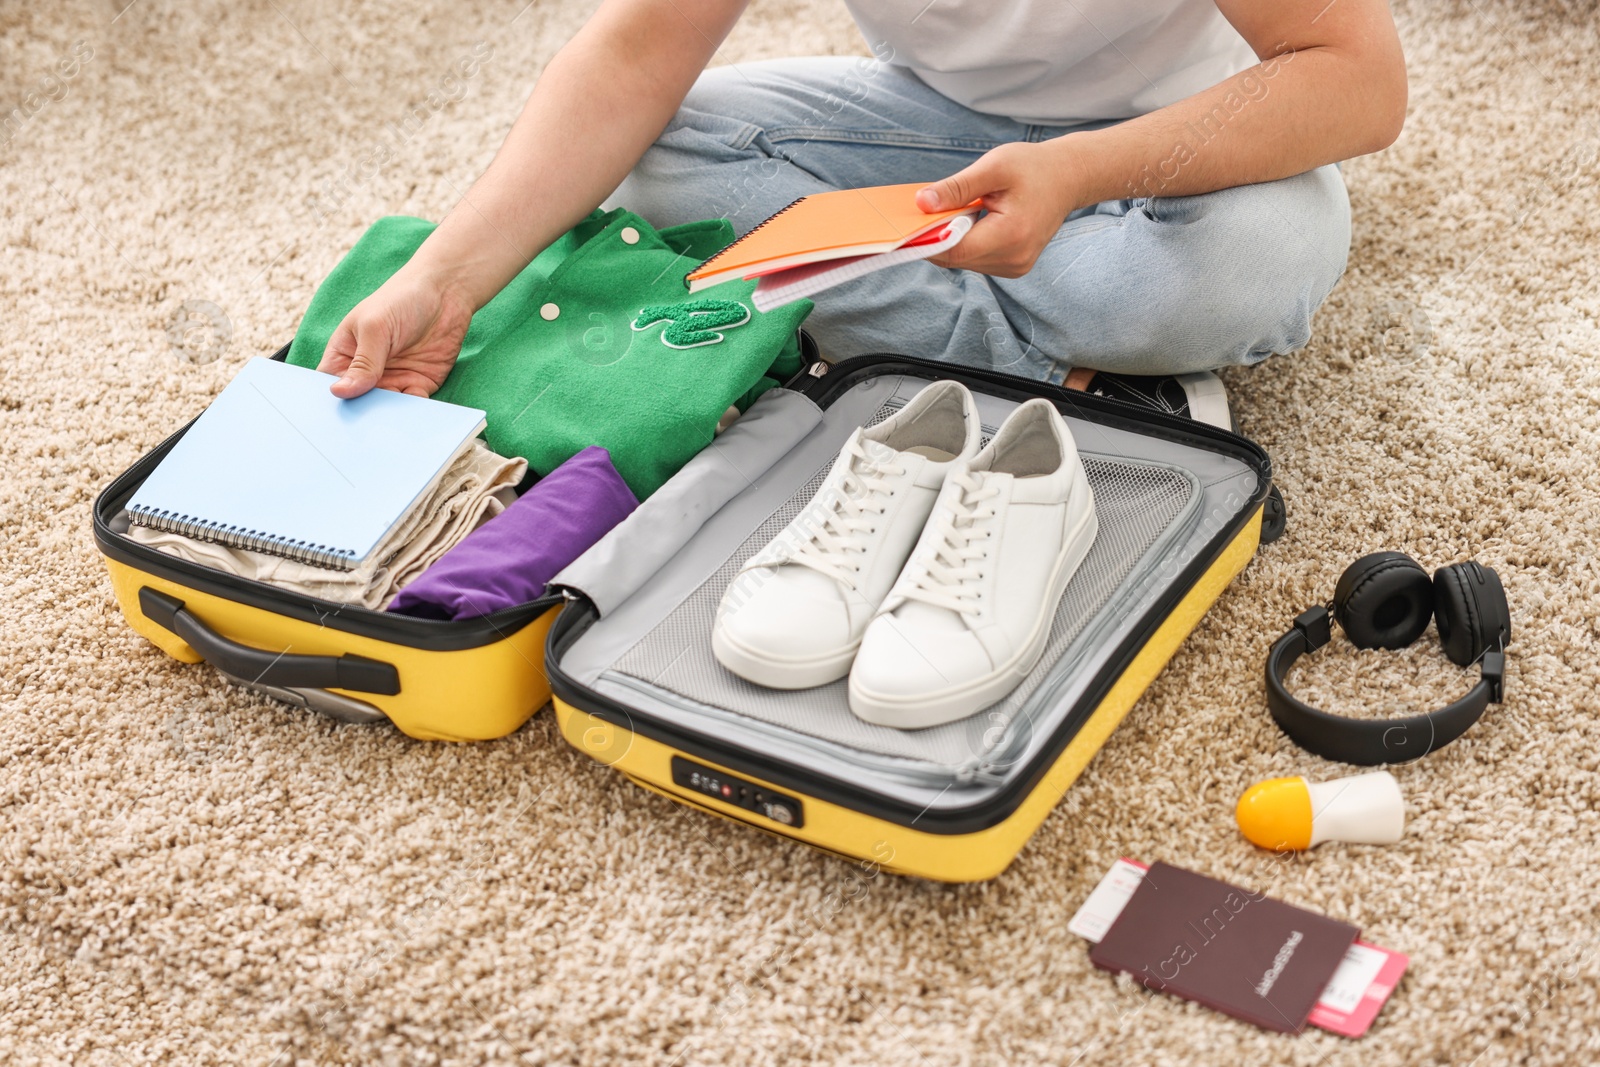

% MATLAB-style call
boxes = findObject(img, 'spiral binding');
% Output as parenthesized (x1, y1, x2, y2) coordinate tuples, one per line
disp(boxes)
(687, 195, 809, 286)
(127, 504, 359, 571)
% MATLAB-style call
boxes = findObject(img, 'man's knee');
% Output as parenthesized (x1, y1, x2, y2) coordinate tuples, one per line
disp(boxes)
(1146, 166, 1351, 364)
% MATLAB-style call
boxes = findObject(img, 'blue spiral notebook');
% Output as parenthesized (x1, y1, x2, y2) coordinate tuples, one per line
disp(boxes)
(127, 358, 488, 570)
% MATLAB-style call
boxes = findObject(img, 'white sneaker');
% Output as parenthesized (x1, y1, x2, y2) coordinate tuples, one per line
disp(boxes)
(848, 398, 1099, 728)
(712, 380, 982, 689)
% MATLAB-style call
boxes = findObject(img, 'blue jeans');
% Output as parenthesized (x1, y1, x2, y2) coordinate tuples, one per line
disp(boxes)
(607, 56, 1351, 381)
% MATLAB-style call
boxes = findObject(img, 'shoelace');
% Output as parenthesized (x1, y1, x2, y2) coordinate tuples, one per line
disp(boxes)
(782, 436, 906, 589)
(898, 470, 1001, 617)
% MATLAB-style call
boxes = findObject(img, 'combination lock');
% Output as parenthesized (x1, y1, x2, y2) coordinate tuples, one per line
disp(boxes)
(670, 756, 804, 829)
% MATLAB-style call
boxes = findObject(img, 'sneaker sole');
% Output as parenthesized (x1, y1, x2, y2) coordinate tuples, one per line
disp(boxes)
(711, 624, 861, 690)
(848, 502, 1100, 730)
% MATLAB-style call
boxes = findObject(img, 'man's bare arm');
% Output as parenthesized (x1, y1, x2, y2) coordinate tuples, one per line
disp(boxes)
(1069, 0, 1408, 204)
(321, 0, 748, 396)
(921, 0, 1407, 276)
(418, 0, 750, 309)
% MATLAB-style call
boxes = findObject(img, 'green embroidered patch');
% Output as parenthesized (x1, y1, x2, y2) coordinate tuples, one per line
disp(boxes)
(631, 299, 752, 349)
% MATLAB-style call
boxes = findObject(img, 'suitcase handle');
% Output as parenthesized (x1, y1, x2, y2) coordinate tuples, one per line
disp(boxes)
(139, 588, 402, 696)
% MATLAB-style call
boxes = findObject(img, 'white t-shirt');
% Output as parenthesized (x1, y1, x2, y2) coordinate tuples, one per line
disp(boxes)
(840, 0, 1259, 126)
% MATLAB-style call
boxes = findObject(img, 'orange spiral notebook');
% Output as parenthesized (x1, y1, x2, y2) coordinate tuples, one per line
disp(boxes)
(686, 182, 982, 309)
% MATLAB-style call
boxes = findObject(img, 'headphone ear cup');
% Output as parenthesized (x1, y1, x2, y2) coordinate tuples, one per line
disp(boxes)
(1334, 551, 1435, 650)
(1434, 561, 1511, 666)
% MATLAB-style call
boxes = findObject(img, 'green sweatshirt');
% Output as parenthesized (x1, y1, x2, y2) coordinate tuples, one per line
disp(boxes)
(288, 209, 811, 499)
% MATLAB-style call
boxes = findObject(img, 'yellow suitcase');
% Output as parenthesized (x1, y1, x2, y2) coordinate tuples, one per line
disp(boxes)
(94, 343, 556, 742)
(96, 344, 1276, 880)
(93, 334, 821, 741)
(543, 354, 1277, 882)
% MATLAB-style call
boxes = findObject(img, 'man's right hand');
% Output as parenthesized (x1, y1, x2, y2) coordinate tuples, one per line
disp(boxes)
(316, 0, 751, 400)
(318, 271, 475, 398)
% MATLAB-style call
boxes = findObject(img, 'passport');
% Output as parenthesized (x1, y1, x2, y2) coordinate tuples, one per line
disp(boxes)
(1089, 861, 1360, 1033)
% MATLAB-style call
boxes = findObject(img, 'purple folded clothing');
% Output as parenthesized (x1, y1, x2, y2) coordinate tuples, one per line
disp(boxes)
(387, 446, 638, 621)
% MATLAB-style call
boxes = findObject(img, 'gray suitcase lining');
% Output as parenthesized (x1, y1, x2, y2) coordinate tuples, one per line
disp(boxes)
(556, 373, 1260, 805)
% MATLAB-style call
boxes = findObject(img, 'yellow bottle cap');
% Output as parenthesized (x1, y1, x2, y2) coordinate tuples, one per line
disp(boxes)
(1236, 776, 1314, 851)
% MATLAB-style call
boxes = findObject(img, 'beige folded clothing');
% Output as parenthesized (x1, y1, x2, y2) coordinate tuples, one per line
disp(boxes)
(130, 440, 526, 609)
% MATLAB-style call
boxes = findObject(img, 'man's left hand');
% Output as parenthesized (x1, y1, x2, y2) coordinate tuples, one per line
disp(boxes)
(915, 140, 1083, 279)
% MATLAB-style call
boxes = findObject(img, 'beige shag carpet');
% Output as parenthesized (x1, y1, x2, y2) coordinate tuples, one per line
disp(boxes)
(4, 1, 1599, 1063)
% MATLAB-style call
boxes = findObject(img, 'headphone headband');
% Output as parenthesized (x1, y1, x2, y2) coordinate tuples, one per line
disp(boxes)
(1265, 604, 1506, 766)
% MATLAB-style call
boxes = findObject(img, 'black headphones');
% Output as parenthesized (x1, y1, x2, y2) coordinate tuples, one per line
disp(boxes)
(1265, 552, 1511, 765)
